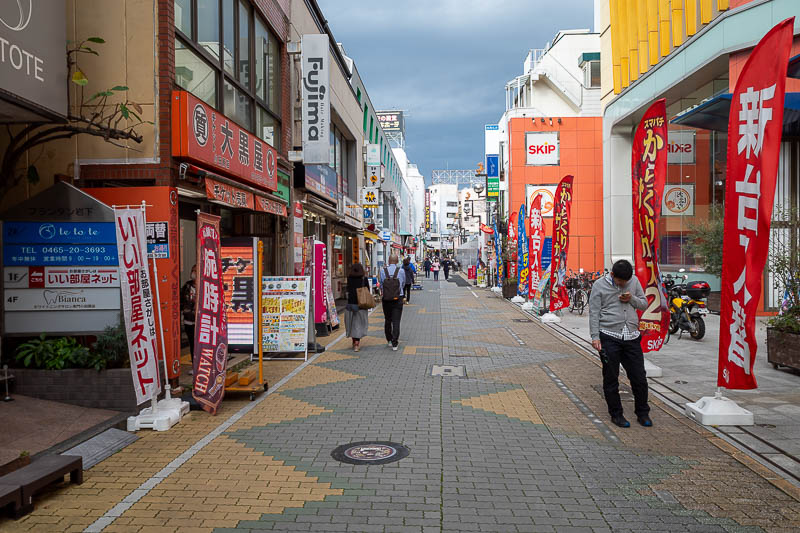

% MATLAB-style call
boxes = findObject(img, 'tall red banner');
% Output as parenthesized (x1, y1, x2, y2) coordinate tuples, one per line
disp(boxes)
(549, 175, 574, 311)
(528, 194, 545, 299)
(507, 212, 517, 280)
(719, 18, 794, 390)
(632, 99, 671, 353)
(193, 213, 228, 414)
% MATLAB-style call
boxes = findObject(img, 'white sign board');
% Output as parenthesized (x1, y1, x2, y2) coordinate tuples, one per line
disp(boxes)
(380, 230, 392, 242)
(485, 124, 500, 156)
(366, 144, 380, 166)
(4, 288, 121, 311)
(361, 187, 379, 208)
(667, 130, 696, 164)
(262, 276, 310, 356)
(301, 34, 330, 165)
(4, 266, 120, 288)
(526, 132, 560, 166)
(525, 185, 559, 218)
(662, 184, 695, 216)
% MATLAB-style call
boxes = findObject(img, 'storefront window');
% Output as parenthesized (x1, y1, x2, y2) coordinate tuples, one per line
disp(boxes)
(238, 0, 250, 87)
(175, 38, 217, 106)
(175, 0, 193, 38)
(198, 0, 220, 60)
(224, 79, 252, 130)
(256, 107, 278, 150)
(222, 0, 235, 75)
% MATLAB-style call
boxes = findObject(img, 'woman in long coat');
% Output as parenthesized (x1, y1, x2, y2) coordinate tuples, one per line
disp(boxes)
(345, 262, 369, 351)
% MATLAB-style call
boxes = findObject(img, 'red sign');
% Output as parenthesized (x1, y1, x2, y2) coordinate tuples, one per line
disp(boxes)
(255, 195, 288, 217)
(172, 90, 277, 191)
(719, 18, 794, 390)
(479, 223, 494, 234)
(193, 213, 229, 414)
(205, 178, 254, 209)
(632, 99, 671, 353)
(528, 194, 545, 299)
(528, 144, 557, 155)
(549, 175, 574, 311)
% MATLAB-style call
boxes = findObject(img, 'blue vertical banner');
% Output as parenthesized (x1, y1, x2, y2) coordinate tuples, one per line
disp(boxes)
(516, 205, 529, 297)
(493, 220, 501, 286)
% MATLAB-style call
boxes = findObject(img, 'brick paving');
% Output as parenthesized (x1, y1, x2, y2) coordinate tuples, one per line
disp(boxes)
(4, 276, 800, 532)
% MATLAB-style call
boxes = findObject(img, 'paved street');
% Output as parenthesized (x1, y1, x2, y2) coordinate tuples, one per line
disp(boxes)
(5, 276, 800, 532)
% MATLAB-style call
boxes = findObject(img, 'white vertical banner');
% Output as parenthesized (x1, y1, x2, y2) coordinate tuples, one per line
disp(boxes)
(301, 34, 330, 164)
(114, 208, 161, 405)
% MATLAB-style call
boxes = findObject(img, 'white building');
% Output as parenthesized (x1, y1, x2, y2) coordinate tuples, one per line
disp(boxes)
(458, 187, 486, 235)
(393, 147, 426, 247)
(426, 184, 459, 253)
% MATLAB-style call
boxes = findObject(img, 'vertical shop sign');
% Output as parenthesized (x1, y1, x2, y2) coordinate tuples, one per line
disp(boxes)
(293, 202, 304, 275)
(192, 213, 228, 415)
(549, 175, 574, 311)
(301, 34, 330, 165)
(114, 208, 161, 405)
(528, 194, 545, 299)
(313, 241, 329, 324)
(424, 191, 431, 231)
(493, 220, 502, 286)
(507, 212, 517, 280)
(516, 206, 529, 297)
(719, 18, 794, 390)
(220, 239, 256, 349)
(632, 99, 670, 353)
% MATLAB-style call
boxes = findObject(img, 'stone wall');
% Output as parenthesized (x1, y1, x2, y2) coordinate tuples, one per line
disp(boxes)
(10, 368, 138, 412)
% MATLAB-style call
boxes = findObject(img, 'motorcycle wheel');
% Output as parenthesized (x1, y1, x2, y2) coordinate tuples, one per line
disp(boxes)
(669, 316, 679, 334)
(689, 317, 706, 340)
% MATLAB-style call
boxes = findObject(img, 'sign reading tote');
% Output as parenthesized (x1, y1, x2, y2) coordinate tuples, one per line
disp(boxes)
(261, 276, 310, 353)
(172, 90, 278, 191)
(114, 208, 161, 405)
(301, 34, 330, 165)
(526, 132, 560, 165)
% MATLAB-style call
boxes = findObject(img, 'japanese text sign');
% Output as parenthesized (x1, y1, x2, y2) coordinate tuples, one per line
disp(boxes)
(192, 213, 229, 414)
(301, 34, 331, 165)
(262, 276, 310, 353)
(528, 194, 546, 299)
(114, 208, 161, 405)
(172, 90, 277, 191)
(517, 206, 529, 297)
(221, 240, 256, 348)
(632, 99, 670, 353)
(549, 175, 574, 311)
(205, 178, 254, 209)
(719, 18, 794, 390)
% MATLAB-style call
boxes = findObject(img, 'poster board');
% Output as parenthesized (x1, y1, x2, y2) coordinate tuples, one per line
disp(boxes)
(261, 276, 310, 361)
(221, 237, 258, 352)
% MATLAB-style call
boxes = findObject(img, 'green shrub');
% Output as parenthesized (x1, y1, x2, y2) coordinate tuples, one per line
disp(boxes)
(14, 324, 130, 371)
(92, 323, 129, 369)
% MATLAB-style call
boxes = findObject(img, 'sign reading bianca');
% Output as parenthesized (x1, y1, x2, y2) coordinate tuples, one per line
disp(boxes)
(301, 34, 330, 165)
(526, 132, 560, 166)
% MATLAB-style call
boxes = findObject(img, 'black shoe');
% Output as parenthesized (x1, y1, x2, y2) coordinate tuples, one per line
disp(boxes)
(637, 415, 653, 427)
(611, 415, 630, 428)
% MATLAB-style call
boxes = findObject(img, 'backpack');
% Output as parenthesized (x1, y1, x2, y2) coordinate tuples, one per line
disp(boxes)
(382, 267, 401, 301)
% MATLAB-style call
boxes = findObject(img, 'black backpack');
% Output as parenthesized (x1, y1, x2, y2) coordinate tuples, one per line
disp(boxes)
(382, 267, 401, 301)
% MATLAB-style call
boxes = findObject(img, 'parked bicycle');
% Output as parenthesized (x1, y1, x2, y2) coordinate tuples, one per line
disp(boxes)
(566, 269, 601, 315)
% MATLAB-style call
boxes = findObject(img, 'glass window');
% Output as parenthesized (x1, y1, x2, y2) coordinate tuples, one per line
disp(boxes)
(175, 0, 192, 38)
(175, 38, 217, 106)
(197, 0, 220, 60)
(329, 128, 335, 168)
(238, 0, 250, 87)
(222, 0, 235, 75)
(256, 106, 278, 149)
(224, 79, 252, 130)
(267, 31, 280, 112)
(590, 61, 600, 88)
(335, 131, 342, 174)
(254, 17, 267, 101)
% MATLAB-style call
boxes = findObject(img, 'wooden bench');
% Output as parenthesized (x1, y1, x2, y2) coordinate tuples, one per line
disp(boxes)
(0, 483, 22, 518)
(0, 455, 82, 515)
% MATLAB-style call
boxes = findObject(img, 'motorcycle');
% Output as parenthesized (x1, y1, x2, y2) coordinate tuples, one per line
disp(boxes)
(663, 271, 710, 340)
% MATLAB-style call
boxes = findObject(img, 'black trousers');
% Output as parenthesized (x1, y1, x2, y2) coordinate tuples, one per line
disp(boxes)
(599, 333, 650, 418)
(403, 284, 412, 303)
(184, 323, 195, 361)
(433, 270, 439, 280)
(444, 269, 450, 280)
(425, 268, 430, 278)
(382, 299, 404, 345)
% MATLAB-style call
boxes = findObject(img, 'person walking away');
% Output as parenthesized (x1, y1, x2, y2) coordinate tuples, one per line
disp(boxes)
(345, 263, 369, 352)
(402, 257, 415, 304)
(424, 257, 432, 279)
(379, 254, 406, 351)
(432, 258, 440, 281)
(588, 259, 652, 428)
(180, 265, 197, 375)
(443, 257, 451, 280)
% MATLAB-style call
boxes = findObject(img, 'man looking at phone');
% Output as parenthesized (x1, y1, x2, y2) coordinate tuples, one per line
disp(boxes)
(588, 259, 652, 428)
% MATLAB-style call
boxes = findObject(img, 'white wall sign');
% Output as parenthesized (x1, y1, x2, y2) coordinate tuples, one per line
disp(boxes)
(485, 124, 500, 156)
(5, 288, 121, 311)
(667, 130, 696, 164)
(361, 187, 379, 208)
(366, 144, 380, 166)
(301, 34, 330, 165)
(525, 185, 558, 218)
(662, 184, 695, 216)
(526, 132, 560, 166)
(3, 266, 120, 288)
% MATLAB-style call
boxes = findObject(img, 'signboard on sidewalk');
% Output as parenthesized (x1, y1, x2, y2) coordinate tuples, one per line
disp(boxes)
(261, 276, 310, 354)
(221, 238, 257, 350)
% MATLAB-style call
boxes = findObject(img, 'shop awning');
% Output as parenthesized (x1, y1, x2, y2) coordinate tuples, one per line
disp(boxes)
(788, 53, 800, 79)
(671, 92, 800, 136)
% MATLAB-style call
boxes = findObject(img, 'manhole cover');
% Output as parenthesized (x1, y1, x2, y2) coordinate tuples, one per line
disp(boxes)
(431, 365, 466, 377)
(756, 423, 777, 428)
(331, 441, 409, 465)
(674, 380, 688, 384)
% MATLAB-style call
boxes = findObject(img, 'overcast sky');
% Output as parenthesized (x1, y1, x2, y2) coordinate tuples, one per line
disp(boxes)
(317, 0, 595, 186)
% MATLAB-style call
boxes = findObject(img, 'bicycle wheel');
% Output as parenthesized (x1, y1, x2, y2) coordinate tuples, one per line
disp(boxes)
(576, 290, 588, 315)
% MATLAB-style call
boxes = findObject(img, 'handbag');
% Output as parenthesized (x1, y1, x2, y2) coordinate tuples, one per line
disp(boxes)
(356, 281, 376, 310)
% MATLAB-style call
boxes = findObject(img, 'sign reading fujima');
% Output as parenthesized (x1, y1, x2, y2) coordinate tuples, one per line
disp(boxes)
(0, 0, 67, 119)
(526, 132, 560, 166)
(114, 208, 161, 406)
(301, 34, 330, 165)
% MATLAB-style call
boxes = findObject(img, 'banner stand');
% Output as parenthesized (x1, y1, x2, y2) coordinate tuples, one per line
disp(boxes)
(685, 387, 754, 426)
(123, 202, 189, 432)
(643, 359, 663, 378)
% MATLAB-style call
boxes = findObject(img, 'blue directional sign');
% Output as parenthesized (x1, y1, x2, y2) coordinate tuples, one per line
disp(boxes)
(3, 222, 117, 244)
(4, 244, 118, 266)
(363, 208, 373, 219)
(486, 155, 499, 178)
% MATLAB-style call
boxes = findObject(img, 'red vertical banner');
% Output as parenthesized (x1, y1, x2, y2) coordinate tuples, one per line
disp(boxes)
(507, 212, 517, 280)
(192, 213, 228, 414)
(719, 18, 794, 390)
(528, 194, 545, 299)
(632, 99, 671, 353)
(549, 175, 574, 311)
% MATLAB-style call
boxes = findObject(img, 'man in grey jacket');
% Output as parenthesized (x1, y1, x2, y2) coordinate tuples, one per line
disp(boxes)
(588, 259, 652, 428)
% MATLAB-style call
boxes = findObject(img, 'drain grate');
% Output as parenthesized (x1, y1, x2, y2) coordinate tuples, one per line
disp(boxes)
(431, 365, 466, 377)
(331, 441, 409, 465)
(512, 318, 533, 323)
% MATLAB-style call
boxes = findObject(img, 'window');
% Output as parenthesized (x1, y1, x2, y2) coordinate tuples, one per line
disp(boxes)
(446, 201, 458, 207)
(584, 60, 600, 88)
(175, 0, 282, 150)
(446, 212, 457, 218)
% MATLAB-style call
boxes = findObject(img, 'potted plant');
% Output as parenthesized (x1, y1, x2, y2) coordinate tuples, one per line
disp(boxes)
(766, 208, 800, 370)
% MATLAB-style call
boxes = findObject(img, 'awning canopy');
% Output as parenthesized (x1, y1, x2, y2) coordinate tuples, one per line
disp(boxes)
(671, 92, 800, 136)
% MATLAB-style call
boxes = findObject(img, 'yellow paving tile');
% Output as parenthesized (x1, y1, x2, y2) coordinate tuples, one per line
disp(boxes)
(453, 389, 544, 425)
(279, 365, 365, 391)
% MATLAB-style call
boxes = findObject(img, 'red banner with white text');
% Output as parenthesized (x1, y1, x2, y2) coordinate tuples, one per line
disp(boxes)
(528, 194, 545, 300)
(719, 18, 794, 390)
(192, 213, 229, 414)
(549, 175, 574, 311)
(632, 99, 671, 353)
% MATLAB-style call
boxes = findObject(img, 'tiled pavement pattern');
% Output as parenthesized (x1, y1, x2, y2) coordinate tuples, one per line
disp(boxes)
(4, 277, 800, 532)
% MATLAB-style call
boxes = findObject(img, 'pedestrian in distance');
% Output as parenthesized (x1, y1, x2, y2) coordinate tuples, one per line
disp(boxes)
(588, 259, 652, 428)
(380, 254, 406, 351)
(180, 265, 197, 375)
(345, 262, 369, 352)
(424, 256, 432, 278)
(432, 258, 440, 281)
(402, 257, 415, 304)
(443, 257, 451, 280)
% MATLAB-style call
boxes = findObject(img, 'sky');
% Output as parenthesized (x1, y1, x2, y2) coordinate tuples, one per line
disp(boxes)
(317, 0, 596, 186)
